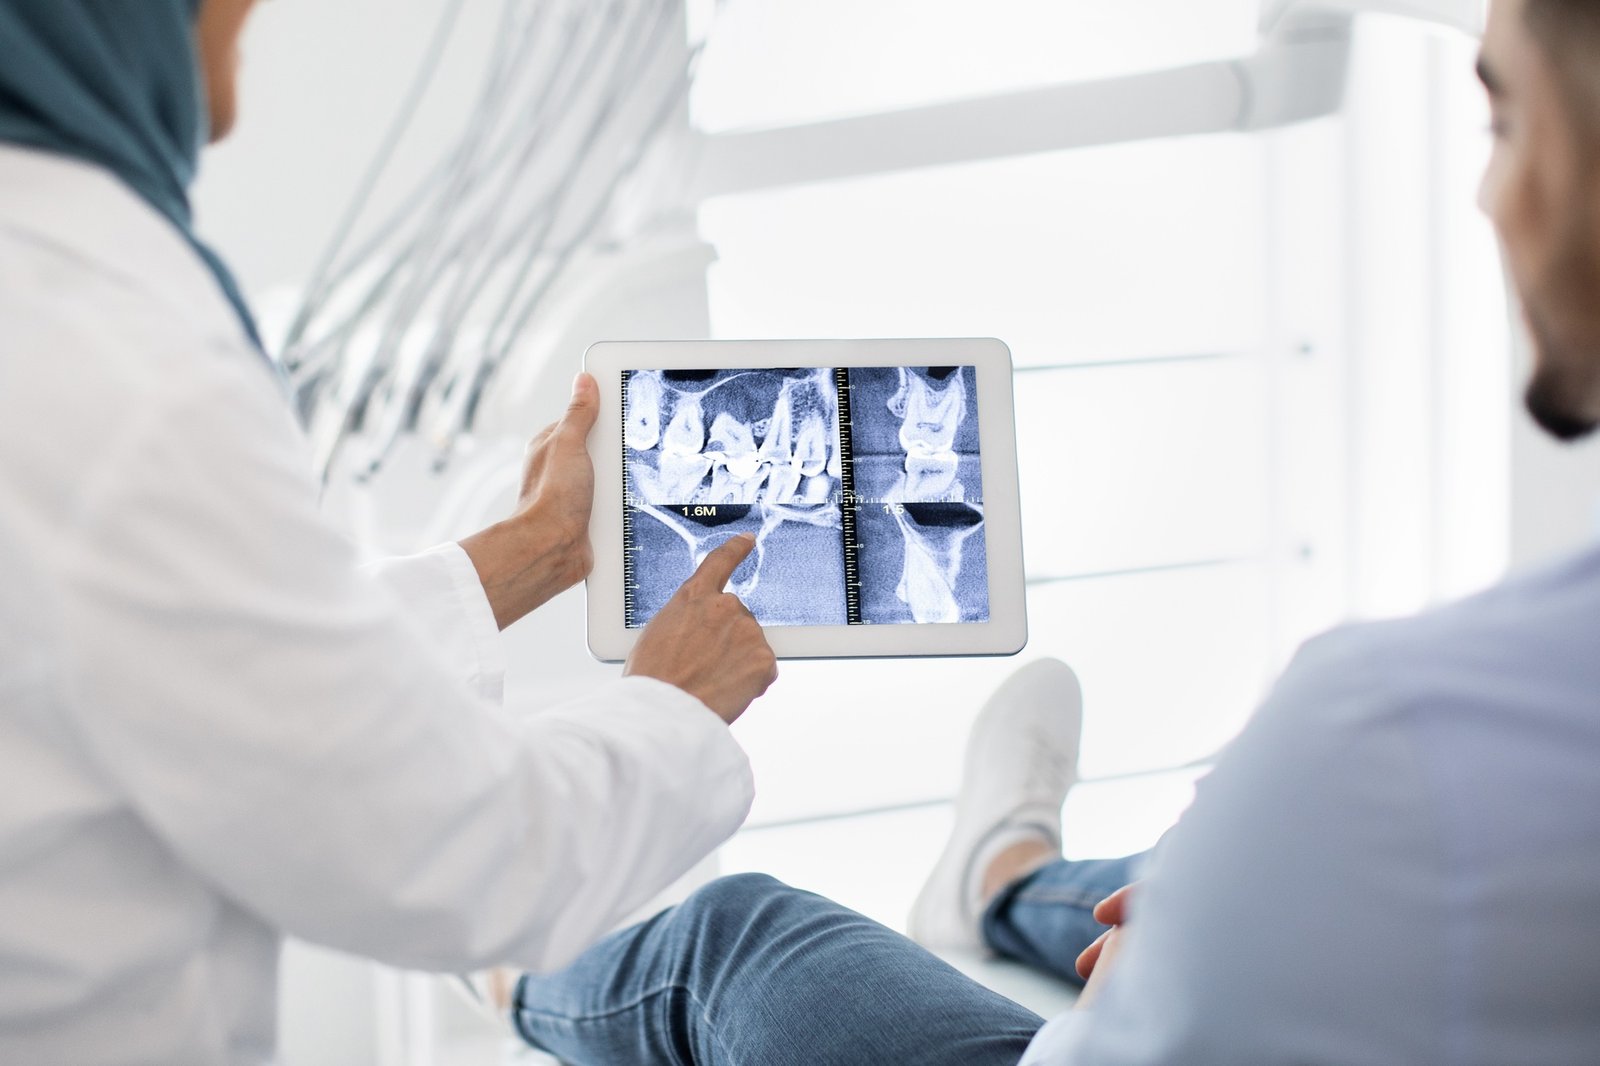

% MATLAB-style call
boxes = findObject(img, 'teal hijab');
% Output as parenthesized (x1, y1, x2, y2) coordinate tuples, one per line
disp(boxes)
(0, 0, 263, 349)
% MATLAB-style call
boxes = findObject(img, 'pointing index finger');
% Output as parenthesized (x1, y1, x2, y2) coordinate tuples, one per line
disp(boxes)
(691, 534, 756, 593)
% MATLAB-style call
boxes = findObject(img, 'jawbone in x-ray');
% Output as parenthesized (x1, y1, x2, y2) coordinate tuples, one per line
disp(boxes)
(623, 366, 989, 628)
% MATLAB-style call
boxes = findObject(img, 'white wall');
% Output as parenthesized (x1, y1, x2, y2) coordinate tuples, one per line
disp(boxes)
(193, 0, 502, 296)
(1513, 428, 1600, 567)
(1508, 327, 1600, 568)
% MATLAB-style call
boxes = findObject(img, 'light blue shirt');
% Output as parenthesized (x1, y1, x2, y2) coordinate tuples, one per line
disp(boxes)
(1025, 546, 1600, 1065)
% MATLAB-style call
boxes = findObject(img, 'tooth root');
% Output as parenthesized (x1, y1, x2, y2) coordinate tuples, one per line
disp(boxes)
(893, 511, 972, 624)
(771, 467, 803, 504)
(762, 387, 794, 458)
(800, 475, 830, 504)
(793, 414, 828, 477)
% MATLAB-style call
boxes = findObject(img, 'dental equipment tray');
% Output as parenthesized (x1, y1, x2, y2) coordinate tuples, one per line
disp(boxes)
(584, 339, 1027, 661)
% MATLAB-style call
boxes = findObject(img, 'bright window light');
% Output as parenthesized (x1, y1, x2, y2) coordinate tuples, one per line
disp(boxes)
(700, 136, 1268, 367)
(690, 0, 1262, 131)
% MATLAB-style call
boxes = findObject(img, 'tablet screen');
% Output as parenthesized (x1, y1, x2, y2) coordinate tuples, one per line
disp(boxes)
(622, 366, 990, 629)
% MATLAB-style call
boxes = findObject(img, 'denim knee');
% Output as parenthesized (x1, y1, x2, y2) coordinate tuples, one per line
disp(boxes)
(678, 872, 792, 922)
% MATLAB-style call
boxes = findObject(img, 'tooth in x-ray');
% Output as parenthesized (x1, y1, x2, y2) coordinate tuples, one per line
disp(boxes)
(705, 411, 767, 502)
(893, 503, 984, 623)
(756, 375, 833, 504)
(888, 366, 968, 503)
(885, 367, 981, 622)
(661, 398, 714, 498)
(625, 370, 663, 451)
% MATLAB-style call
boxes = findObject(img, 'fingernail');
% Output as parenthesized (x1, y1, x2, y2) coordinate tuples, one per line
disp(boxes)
(571, 373, 584, 395)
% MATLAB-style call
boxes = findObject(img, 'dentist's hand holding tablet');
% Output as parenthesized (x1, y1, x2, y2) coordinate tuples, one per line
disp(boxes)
(464, 370, 778, 725)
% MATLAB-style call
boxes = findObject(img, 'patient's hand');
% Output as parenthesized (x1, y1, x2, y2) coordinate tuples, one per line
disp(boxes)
(461, 373, 599, 629)
(1074, 881, 1139, 1005)
(625, 535, 779, 725)
(1075, 925, 1127, 1008)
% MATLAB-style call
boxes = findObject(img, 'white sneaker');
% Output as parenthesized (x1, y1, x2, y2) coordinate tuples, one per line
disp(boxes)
(908, 658, 1083, 952)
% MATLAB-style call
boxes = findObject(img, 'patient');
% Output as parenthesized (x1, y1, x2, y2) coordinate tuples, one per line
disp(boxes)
(490, 0, 1600, 1060)
(497, 659, 1141, 1064)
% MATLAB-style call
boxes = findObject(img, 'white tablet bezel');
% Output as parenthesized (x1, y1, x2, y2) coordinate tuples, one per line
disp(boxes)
(584, 339, 1028, 661)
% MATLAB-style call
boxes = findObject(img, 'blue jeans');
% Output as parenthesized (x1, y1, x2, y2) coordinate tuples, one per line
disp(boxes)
(512, 854, 1146, 1066)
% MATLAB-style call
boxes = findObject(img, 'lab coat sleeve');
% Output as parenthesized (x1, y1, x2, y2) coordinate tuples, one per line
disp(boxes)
(1020, 626, 1444, 1066)
(49, 357, 755, 974)
(361, 546, 506, 710)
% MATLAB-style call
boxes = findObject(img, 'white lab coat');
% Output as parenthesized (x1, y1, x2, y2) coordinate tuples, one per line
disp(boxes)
(0, 144, 754, 1065)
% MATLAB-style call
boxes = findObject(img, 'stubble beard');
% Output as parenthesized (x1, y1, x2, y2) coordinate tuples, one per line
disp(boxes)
(1522, 191, 1600, 442)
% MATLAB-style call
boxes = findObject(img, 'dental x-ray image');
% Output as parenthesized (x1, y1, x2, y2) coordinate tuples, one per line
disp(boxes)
(622, 365, 989, 629)
(848, 366, 989, 625)
(624, 368, 849, 627)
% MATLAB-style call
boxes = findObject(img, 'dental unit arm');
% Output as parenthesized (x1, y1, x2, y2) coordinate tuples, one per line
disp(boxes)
(288, 0, 1485, 486)
(685, 0, 1482, 200)
(1261, 0, 1485, 37)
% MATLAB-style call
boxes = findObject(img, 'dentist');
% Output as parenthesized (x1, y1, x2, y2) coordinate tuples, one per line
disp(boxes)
(0, 2, 776, 1063)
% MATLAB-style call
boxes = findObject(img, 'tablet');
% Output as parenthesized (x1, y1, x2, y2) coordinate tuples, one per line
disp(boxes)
(584, 339, 1027, 661)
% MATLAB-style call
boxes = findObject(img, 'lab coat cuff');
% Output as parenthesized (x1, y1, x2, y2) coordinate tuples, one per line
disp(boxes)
(432, 542, 507, 708)
(615, 676, 756, 812)
(362, 544, 506, 709)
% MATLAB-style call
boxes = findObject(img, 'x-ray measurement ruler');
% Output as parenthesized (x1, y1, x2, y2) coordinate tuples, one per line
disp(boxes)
(833, 369, 865, 625)
(621, 371, 638, 629)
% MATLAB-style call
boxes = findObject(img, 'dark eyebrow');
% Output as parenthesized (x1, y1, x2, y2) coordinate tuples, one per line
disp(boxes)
(1477, 54, 1503, 96)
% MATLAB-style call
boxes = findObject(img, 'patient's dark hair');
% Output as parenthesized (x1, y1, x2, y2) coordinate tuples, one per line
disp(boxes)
(1525, 0, 1600, 138)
